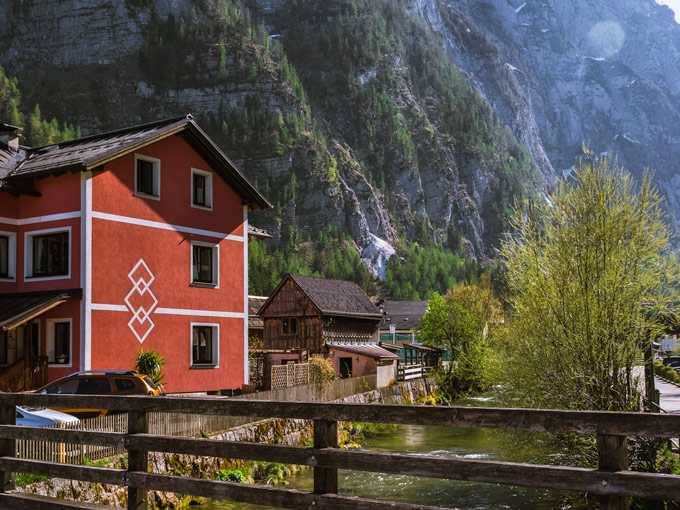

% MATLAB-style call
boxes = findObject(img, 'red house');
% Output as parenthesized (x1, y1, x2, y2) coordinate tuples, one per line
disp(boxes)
(0, 115, 270, 393)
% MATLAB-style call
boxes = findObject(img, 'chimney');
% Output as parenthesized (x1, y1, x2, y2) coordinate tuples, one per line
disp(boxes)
(0, 123, 22, 151)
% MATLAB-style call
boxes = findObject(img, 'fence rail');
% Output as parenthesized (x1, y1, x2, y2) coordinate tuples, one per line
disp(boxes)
(0, 393, 678, 509)
(397, 363, 423, 381)
(13, 375, 380, 465)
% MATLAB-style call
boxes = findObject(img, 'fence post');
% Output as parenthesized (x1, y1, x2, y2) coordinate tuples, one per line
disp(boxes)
(313, 419, 337, 495)
(597, 434, 629, 510)
(0, 403, 15, 492)
(128, 411, 148, 510)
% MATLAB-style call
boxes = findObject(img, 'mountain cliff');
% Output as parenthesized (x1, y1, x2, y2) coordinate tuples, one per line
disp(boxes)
(1, 0, 679, 296)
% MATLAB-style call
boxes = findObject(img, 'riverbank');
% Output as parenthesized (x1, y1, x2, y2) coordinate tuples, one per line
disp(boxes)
(16, 378, 437, 508)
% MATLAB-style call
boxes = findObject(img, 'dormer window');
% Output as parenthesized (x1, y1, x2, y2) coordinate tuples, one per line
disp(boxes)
(191, 169, 212, 209)
(135, 155, 160, 199)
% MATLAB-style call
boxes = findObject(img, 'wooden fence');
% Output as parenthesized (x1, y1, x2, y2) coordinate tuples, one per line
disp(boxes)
(13, 375, 380, 465)
(0, 394, 678, 509)
(397, 363, 423, 381)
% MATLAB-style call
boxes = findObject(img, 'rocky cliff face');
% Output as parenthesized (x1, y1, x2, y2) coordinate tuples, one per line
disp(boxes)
(1, 0, 679, 275)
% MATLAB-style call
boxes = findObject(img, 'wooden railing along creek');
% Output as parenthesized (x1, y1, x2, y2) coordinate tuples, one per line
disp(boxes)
(0, 393, 678, 509)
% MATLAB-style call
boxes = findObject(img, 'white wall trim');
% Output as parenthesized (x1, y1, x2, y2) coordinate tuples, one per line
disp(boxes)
(83, 171, 93, 371)
(91, 304, 128, 312)
(0, 211, 81, 226)
(23, 226, 72, 281)
(90, 303, 244, 318)
(91, 211, 245, 242)
(243, 205, 249, 385)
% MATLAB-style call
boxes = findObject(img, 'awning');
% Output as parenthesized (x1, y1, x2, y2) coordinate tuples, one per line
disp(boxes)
(0, 289, 82, 331)
(326, 342, 399, 360)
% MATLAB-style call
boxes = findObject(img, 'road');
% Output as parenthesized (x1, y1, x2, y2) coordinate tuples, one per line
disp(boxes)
(656, 375, 680, 413)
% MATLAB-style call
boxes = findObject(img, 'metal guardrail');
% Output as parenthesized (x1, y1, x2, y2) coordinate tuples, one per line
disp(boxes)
(0, 393, 678, 509)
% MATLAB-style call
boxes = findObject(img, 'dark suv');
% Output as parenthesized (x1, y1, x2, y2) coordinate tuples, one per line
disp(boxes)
(36, 370, 161, 418)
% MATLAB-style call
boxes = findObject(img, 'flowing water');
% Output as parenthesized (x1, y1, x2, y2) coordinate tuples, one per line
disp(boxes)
(199, 395, 594, 510)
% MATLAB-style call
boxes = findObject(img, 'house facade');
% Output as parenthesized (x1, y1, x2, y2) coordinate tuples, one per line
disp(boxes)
(0, 116, 270, 393)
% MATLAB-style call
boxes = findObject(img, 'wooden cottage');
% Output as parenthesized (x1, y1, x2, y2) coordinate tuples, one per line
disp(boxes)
(258, 274, 395, 387)
(259, 274, 383, 352)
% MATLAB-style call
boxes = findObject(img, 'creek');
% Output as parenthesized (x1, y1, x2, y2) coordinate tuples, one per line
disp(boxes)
(200, 394, 594, 510)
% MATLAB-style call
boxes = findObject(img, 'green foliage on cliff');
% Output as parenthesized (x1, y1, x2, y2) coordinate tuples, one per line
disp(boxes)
(383, 243, 483, 300)
(0, 66, 79, 146)
(280, 0, 538, 219)
(249, 231, 375, 297)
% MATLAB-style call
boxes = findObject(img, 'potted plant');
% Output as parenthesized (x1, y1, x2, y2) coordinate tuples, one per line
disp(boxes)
(56, 353, 67, 364)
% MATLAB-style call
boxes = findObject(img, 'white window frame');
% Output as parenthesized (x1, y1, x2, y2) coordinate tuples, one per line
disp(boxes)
(191, 168, 213, 210)
(190, 241, 219, 288)
(46, 318, 72, 368)
(190, 322, 219, 368)
(134, 154, 161, 200)
(0, 230, 16, 281)
(24, 226, 71, 281)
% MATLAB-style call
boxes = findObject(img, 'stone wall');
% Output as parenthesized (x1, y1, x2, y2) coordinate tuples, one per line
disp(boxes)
(16, 378, 437, 508)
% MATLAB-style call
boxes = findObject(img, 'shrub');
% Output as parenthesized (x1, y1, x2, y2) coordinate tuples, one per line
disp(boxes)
(308, 355, 335, 389)
(134, 348, 166, 386)
(215, 469, 245, 483)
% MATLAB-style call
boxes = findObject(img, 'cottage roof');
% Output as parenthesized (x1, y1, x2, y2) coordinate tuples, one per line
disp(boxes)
(248, 296, 268, 329)
(287, 274, 382, 320)
(379, 300, 428, 330)
(326, 342, 399, 360)
(1, 114, 271, 210)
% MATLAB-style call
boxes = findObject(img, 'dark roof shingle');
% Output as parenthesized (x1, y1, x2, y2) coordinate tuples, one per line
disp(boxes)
(289, 274, 382, 319)
(1, 115, 271, 210)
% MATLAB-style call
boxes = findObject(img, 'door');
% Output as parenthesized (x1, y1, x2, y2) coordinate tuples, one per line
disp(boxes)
(339, 357, 353, 379)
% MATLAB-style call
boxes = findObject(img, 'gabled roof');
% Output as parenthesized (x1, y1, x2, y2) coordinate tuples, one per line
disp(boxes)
(379, 300, 428, 330)
(2, 115, 271, 210)
(259, 274, 383, 320)
(290, 274, 382, 319)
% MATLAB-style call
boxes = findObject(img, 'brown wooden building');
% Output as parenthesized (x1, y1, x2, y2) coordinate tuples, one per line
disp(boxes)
(259, 274, 383, 353)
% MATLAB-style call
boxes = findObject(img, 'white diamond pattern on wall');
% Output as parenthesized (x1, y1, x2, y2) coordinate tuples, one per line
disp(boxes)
(124, 259, 158, 343)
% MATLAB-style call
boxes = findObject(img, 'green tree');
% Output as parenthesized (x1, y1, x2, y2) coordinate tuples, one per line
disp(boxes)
(420, 279, 501, 398)
(500, 156, 679, 411)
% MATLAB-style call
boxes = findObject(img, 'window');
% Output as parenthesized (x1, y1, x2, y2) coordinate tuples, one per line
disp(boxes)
(31, 232, 68, 277)
(192, 324, 219, 366)
(115, 378, 136, 391)
(44, 379, 79, 394)
(282, 318, 297, 335)
(134, 155, 160, 198)
(47, 319, 71, 365)
(0, 235, 8, 278)
(191, 169, 212, 209)
(77, 377, 111, 394)
(191, 242, 218, 286)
